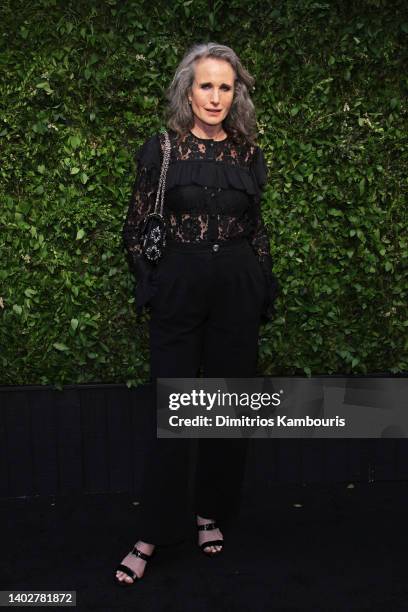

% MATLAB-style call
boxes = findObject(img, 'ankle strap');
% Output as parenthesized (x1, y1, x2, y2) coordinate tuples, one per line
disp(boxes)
(197, 522, 217, 531)
(130, 546, 151, 561)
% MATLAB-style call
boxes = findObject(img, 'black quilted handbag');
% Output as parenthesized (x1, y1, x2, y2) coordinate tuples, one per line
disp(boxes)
(139, 130, 171, 264)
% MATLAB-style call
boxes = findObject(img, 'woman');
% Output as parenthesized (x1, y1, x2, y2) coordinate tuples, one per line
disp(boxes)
(116, 41, 278, 585)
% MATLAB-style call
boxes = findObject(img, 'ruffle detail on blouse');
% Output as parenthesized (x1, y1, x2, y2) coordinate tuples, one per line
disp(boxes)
(165, 159, 263, 198)
(134, 132, 268, 199)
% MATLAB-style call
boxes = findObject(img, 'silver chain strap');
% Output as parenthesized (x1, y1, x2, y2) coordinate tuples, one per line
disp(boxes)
(153, 131, 171, 217)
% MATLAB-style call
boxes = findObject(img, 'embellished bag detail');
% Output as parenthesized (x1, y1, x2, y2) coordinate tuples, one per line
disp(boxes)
(139, 131, 171, 264)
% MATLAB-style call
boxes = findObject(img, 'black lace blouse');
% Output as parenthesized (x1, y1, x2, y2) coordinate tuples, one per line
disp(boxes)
(122, 129, 279, 323)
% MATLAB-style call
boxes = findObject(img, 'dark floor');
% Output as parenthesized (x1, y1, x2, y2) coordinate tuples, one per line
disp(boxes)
(2, 481, 408, 611)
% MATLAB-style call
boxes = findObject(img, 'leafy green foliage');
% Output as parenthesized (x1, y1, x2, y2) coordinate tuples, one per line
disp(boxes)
(0, 0, 407, 385)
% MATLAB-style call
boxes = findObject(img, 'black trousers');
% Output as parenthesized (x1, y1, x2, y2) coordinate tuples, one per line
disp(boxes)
(137, 238, 266, 545)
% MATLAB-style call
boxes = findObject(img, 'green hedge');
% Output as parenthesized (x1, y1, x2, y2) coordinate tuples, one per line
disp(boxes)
(1, 0, 407, 387)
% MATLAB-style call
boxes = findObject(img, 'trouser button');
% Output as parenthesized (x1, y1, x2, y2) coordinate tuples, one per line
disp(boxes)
(212, 243, 219, 252)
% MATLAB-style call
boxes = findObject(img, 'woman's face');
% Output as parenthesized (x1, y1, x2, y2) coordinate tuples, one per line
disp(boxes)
(188, 57, 235, 128)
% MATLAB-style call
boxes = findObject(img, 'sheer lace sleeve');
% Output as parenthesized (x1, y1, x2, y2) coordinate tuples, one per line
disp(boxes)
(122, 134, 161, 314)
(249, 146, 279, 322)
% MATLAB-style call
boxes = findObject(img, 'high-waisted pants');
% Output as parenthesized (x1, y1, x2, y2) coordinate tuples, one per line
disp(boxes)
(137, 238, 266, 545)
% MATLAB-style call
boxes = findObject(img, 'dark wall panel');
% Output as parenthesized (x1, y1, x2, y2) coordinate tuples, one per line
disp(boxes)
(3, 391, 33, 497)
(300, 440, 325, 484)
(55, 388, 83, 494)
(79, 388, 109, 494)
(276, 439, 302, 484)
(0, 393, 9, 496)
(396, 441, 408, 480)
(1, 384, 408, 499)
(106, 386, 133, 493)
(130, 384, 155, 495)
(30, 389, 59, 496)
(321, 440, 350, 483)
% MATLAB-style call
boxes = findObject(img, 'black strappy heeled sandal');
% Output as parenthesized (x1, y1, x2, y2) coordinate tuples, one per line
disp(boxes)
(197, 521, 224, 556)
(114, 545, 155, 587)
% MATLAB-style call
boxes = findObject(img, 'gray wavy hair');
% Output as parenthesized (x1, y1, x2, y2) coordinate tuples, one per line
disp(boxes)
(164, 42, 258, 145)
